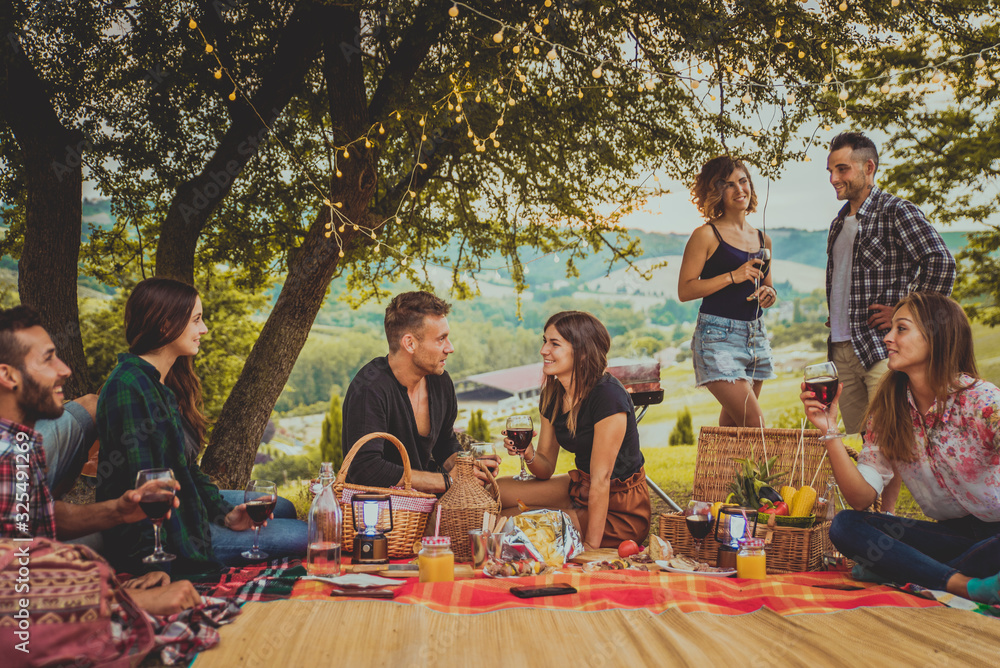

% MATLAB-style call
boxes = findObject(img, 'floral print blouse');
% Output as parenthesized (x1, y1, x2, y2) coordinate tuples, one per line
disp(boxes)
(857, 375, 1000, 522)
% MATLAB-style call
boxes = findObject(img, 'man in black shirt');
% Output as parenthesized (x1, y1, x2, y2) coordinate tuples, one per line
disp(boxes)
(342, 291, 497, 492)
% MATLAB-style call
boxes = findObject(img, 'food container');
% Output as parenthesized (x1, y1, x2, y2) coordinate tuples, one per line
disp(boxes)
(418, 536, 454, 583)
(736, 537, 767, 579)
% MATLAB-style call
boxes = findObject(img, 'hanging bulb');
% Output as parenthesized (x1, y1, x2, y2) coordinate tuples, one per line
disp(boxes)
(823, 124, 832, 131)
(338, 250, 345, 258)
(492, 139, 499, 147)
(338, 225, 345, 232)
(547, 47, 557, 60)
(741, 92, 752, 104)
(547, 88, 553, 97)
(930, 71, 942, 83)
(419, 117, 425, 126)
(577, 90, 584, 99)
(324, 231, 331, 238)
(976, 56, 986, 68)
(690, 80, 700, 89)
(378, 124, 385, 134)
(786, 93, 795, 103)
(798, 51, 806, 59)
(408, 190, 416, 198)
(333, 202, 343, 208)
(497, 118, 504, 126)
(838, 89, 849, 100)
(824, 74, 833, 83)
(421, 134, 427, 141)
(475, 93, 481, 103)
(838, 2, 847, 10)
(520, 84, 527, 93)
(770, 158, 778, 166)
(592, 66, 603, 78)
(507, 97, 515, 106)
(213, 69, 222, 80)
(189, 19, 197, 29)
(532, 46, 539, 55)
(365, 139, 372, 148)
(395, 111, 402, 120)
(455, 115, 462, 123)
(553, 254, 560, 263)
(710, 94, 716, 101)
(493, 29, 504, 43)
(606, 89, 613, 98)
(205, 44, 214, 54)
(880, 82, 890, 94)
(419, 163, 428, 170)
(336, 169, 343, 178)
(533, 24, 542, 34)
(228, 90, 236, 101)
(891, 0, 899, 4)
(513, 45, 521, 54)
(448, 3, 459, 17)
(645, 79, 656, 90)
(467, 129, 474, 138)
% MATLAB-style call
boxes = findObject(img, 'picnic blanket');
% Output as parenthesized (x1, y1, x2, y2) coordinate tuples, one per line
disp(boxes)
(193, 558, 946, 616)
(190, 601, 1000, 668)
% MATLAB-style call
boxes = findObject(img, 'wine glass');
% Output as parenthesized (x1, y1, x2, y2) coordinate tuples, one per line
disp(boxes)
(470, 441, 497, 460)
(684, 500, 713, 564)
(804, 362, 846, 440)
(136, 468, 177, 564)
(505, 415, 535, 482)
(750, 247, 771, 299)
(241, 479, 277, 561)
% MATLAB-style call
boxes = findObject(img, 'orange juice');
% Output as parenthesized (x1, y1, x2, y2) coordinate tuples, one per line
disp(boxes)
(736, 537, 767, 579)
(736, 553, 767, 579)
(418, 537, 454, 583)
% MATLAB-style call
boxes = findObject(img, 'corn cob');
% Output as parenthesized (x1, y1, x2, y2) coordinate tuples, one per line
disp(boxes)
(779, 485, 797, 505)
(790, 485, 817, 516)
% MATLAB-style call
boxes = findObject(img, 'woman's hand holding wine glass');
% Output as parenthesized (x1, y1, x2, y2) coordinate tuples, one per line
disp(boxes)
(802, 362, 846, 440)
(504, 415, 536, 482)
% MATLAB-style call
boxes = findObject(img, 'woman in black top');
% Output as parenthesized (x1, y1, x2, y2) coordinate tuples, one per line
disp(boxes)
(498, 311, 650, 549)
(678, 155, 777, 427)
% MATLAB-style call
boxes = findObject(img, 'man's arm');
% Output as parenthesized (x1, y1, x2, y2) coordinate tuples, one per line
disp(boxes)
(895, 200, 956, 295)
(55, 480, 179, 539)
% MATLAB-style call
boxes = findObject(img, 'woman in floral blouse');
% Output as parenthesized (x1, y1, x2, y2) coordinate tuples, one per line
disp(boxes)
(801, 292, 999, 604)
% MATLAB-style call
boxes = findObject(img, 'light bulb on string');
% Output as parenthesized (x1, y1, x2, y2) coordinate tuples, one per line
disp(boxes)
(378, 124, 385, 134)
(513, 45, 521, 54)
(577, 90, 584, 98)
(592, 66, 603, 79)
(205, 44, 214, 54)
(547, 47, 557, 60)
(532, 46, 539, 55)
(338, 225, 345, 232)
(343, 149, 350, 158)
(786, 93, 796, 103)
(606, 89, 613, 98)
(880, 82, 890, 94)
(741, 91, 752, 104)
(336, 169, 343, 178)
(976, 55, 986, 68)
(448, 3, 458, 17)
(534, 24, 542, 34)
(214, 69, 222, 79)
(798, 51, 806, 59)
(338, 250, 345, 258)
(553, 254, 560, 263)
(838, 88, 848, 101)
(475, 93, 481, 103)
(930, 70, 942, 83)
(891, 0, 899, 5)
(395, 112, 402, 120)
(188, 19, 197, 29)
(228, 90, 236, 101)
(839, 2, 847, 10)
(493, 29, 504, 43)
(690, 80, 699, 90)
(497, 118, 504, 126)
(507, 97, 515, 106)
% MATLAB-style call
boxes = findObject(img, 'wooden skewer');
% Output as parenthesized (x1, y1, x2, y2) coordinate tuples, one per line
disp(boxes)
(809, 451, 828, 488)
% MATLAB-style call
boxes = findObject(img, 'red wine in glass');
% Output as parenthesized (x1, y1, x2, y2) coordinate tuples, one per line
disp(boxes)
(242, 479, 277, 561)
(139, 496, 173, 523)
(245, 498, 277, 525)
(804, 362, 846, 440)
(136, 468, 177, 564)
(507, 429, 533, 453)
(685, 515, 713, 540)
(805, 376, 838, 406)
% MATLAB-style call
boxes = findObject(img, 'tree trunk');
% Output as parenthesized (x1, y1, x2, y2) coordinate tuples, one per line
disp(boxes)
(154, 0, 337, 283)
(1, 10, 92, 398)
(201, 5, 378, 488)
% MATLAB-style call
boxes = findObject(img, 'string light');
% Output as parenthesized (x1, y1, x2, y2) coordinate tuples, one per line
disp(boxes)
(493, 29, 504, 43)
(448, 3, 459, 17)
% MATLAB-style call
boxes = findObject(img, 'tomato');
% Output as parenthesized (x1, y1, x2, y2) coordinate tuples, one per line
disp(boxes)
(774, 501, 790, 516)
(618, 540, 641, 558)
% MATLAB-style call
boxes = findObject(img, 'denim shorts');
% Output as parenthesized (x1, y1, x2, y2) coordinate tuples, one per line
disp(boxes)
(691, 312, 776, 387)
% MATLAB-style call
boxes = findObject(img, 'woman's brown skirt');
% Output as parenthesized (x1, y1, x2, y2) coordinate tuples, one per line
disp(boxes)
(568, 467, 651, 548)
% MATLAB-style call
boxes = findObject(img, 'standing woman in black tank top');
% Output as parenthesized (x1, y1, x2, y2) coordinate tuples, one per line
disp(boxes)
(678, 156, 778, 427)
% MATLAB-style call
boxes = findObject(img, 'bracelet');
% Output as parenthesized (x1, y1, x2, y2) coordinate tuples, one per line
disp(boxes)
(523, 447, 536, 465)
(729, 271, 735, 284)
(442, 472, 451, 492)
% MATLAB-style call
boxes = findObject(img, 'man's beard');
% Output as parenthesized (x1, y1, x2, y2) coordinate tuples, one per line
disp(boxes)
(18, 368, 63, 423)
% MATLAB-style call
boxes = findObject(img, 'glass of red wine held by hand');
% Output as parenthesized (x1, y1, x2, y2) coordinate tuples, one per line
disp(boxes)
(684, 500, 713, 564)
(241, 479, 277, 561)
(506, 415, 535, 482)
(804, 361, 846, 440)
(136, 468, 177, 564)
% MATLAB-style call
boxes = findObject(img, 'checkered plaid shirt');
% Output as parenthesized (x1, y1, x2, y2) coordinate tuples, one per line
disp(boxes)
(97, 354, 231, 577)
(826, 186, 956, 369)
(0, 419, 56, 539)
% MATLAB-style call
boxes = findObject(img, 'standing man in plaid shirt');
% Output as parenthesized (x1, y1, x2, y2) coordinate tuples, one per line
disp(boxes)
(825, 131, 956, 437)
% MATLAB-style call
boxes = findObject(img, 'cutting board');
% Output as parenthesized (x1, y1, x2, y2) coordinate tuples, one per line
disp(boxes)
(349, 563, 476, 579)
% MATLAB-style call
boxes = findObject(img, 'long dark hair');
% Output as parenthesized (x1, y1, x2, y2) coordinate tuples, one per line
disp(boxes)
(125, 278, 209, 447)
(864, 292, 977, 462)
(538, 311, 611, 435)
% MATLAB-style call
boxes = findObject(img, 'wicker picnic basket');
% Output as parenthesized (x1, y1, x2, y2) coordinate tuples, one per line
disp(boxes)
(334, 432, 438, 559)
(658, 426, 871, 574)
(434, 453, 501, 562)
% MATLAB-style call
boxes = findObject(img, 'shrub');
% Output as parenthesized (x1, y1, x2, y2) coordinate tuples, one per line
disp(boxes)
(318, 393, 343, 469)
(669, 408, 694, 445)
(467, 409, 490, 441)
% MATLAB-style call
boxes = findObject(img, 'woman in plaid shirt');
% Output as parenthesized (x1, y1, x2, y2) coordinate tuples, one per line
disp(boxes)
(96, 278, 305, 577)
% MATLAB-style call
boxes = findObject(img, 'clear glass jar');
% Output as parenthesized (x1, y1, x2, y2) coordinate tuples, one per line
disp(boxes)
(736, 537, 767, 579)
(418, 537, 455, 583)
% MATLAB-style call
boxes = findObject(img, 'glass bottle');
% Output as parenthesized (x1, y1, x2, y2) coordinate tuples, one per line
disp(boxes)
(307, 462, 342, 576)
(821, 475, 849, 571)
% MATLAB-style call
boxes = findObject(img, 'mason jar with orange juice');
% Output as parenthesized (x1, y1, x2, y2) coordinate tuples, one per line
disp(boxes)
(418, 537, 455, 583)
(736, 538, 767, 579)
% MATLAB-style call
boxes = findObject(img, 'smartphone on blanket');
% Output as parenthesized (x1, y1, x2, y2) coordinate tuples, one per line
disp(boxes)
(509, 583, 577, 598)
